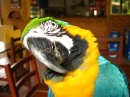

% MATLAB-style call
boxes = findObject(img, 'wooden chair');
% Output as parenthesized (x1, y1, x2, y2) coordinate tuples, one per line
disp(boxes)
(10, 37, 27, 64)
(0, 54, 48, 97)
(9, 37, 31, 89)
(120, 64, 130, 89)
(97, 36, 123, 65)
(0, 37, 30, 94)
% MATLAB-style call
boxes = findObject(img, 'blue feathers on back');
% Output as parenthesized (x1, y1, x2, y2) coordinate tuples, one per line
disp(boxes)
(94, 56, 129, 97)
(48, 56, 129, 97)
(48, 87, 55, 97)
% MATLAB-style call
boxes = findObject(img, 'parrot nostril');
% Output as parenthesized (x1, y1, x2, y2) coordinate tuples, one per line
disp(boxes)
(33, 31, 38, 33)
(51, 43, 55, 50)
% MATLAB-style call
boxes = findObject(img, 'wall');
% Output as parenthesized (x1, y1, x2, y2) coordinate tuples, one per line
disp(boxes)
(1, 0, 30, 30)
(66, 0, 89, 16)
(1, 0, 130, 37)
(57, 16, 130, 37)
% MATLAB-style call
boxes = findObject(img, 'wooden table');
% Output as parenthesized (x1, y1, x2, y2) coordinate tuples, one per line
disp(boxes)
(0, 41, 10, 53)
(0, 42, 11, 92)
(0, 41, 11, 65)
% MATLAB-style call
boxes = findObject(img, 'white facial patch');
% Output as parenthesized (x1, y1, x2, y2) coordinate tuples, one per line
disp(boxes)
(53, 35, 73, 54)
(23, 27, 74, 54)
(40, 20, 59, 34)
(23, 27, 44, 50)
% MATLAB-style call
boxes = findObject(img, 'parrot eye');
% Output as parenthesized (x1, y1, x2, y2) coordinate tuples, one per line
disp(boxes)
(40, 20, 58, 31)
(50, 21, 58, 30)
(39, 20, 61, 36)
(52, 22, 55, 26)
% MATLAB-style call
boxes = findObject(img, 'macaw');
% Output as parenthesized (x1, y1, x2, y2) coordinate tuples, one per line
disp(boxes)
(21, 17, 129, 97)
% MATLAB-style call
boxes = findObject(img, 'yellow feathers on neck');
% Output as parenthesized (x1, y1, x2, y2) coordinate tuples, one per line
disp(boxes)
(45, 25, 100, 97)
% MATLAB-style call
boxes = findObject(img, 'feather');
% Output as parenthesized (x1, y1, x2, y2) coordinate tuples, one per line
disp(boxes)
(21, 17, 129, 97)
(48, 87, 55, 97)
(94, 56, 129, 97)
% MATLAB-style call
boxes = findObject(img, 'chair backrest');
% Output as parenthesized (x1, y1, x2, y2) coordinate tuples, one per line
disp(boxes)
(0, 25, 14, 42)
(10, 37, 27, 64)
(6, 29, 21, 43)
(97, 36, 123, 65)
(4, 54, 40, 97)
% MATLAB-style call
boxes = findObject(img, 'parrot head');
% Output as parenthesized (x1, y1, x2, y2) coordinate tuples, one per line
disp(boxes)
(21, 17, 129, 97)
(21, 17, 99, 82)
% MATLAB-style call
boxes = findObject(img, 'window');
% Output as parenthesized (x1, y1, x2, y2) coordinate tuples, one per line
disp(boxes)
(111, 0, 130, 14)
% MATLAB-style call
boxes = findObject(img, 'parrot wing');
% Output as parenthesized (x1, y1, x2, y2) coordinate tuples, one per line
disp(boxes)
(94, 56, 129, 97)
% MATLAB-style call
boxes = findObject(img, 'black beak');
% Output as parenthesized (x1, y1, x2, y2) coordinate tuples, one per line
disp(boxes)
(27, 37, 68, 74)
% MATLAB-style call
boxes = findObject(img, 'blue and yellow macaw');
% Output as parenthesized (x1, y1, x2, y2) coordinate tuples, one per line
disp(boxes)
(21, 17, 129, 97)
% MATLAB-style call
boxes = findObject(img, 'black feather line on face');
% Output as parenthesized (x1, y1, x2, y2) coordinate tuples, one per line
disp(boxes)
(44, 35, 88, 80)
(61, 35, 88, 71)
(39, 20, 64, 36)
(26, 27, 88, 80)
(26, 37, 69, 79)
(27, 37, 69, 66)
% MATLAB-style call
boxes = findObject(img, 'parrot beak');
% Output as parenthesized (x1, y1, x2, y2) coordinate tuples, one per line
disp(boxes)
(27, 37, 68, 74)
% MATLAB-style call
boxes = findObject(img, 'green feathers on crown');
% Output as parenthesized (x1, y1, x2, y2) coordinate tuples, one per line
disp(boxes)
(21, 17, 70, 41)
